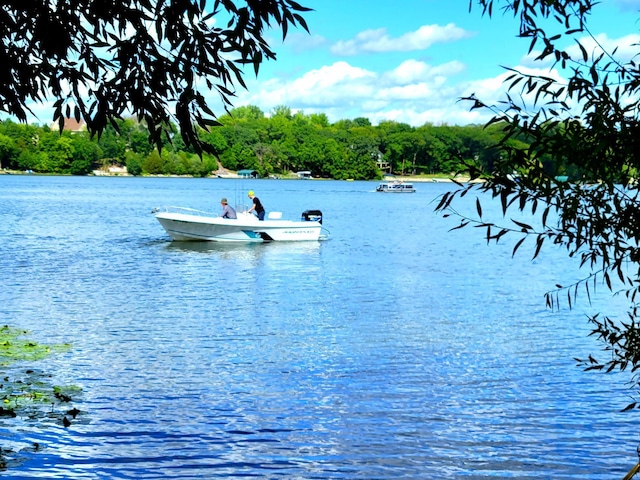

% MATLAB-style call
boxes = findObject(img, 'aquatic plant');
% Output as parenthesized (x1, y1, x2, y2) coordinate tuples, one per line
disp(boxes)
(0, 325, 80, 470)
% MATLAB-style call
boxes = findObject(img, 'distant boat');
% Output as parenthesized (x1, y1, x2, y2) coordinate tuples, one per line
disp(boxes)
(376, 181, 415, 193)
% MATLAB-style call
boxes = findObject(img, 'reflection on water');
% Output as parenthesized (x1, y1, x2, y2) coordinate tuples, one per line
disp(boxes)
(165, 238, 323, 256)
(0, 175, 637, 479)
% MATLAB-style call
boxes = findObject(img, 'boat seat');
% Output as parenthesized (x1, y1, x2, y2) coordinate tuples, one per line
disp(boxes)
(268, 211, 282, 219)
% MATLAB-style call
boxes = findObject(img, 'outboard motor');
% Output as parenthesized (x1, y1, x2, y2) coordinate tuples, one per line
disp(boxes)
(301, 209, 323, 224)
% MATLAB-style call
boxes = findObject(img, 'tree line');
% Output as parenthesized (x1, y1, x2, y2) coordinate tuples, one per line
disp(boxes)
(0, 105, 523, 180)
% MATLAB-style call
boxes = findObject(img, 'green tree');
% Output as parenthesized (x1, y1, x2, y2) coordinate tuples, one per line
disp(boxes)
(201, 129, 229, 156)
(352, 117, 372, 128)
(37, 131, 75, 173)
(143, 150, 164, 175)
(336, 125, 380, 180)
(70, 134, 102, 175)
(97, 125, 127, 162)
(436, 0, 640, 443)
(1, 1, 310, 153)
(309, 113, 329, 128)
(266, 114, 295, 172)
(0, 120, 41, 169)
(218, 121, 261, 171)
(381, 130, 423, 175)
(229, 105, 266, 122)
(271, 105, 293, 120)
(125, 152, 144, 176)
(129, 129, 154, 158)
(318, 137, 347, 179)
(0, 133, 18, 169)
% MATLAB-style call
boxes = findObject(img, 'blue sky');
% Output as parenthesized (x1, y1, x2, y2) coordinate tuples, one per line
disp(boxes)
(232, 0, 640, 126)
(12, 0, 640, 128)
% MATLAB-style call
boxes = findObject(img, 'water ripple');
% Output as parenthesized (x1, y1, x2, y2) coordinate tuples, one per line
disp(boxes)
(0, 176, 637, 478)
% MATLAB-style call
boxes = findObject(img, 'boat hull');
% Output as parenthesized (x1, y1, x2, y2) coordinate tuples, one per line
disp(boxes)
(155, 212, 322, 242)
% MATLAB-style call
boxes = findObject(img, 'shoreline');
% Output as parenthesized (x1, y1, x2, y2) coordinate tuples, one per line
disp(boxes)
(1, 169, 480, 183)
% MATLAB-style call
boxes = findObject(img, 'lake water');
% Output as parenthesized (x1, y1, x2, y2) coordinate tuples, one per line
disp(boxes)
(0, 175, 637, 479)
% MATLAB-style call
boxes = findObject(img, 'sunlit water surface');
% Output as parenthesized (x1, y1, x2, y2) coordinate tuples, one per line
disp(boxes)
(0, 175, 637, 479)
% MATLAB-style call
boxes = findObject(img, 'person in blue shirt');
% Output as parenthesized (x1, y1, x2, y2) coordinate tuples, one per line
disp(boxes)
(247, 190, 265, 220)
(220, 198, 237, 219)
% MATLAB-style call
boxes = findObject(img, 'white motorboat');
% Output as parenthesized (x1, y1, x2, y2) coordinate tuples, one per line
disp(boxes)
(376, 181, 416, 193)
(154, 207, 329, 243)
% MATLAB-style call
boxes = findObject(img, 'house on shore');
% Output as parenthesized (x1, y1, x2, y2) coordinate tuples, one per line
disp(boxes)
(51, 117, 87, 133)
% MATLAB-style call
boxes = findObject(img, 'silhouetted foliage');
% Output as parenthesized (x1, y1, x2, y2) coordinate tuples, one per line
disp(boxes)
(0, 0, 311, 154)
(436, 0, 640, 421)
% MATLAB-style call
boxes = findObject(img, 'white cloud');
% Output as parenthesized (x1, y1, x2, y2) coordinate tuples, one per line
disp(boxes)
(284, 32, 327, 53)
(234, 57, 503, 126)
(17, 57, 516, 129)
(16, 52, 544, 130)
(385, 59, 466, 85)
(572, 33, 640, 62)
(363, 106, 488, 127)
(615, 0, 640, 12)
(461, 71, 512, 98)
(331, 23, 474, 56)
(521, 32, 640, 68)
(241, 61, 377, 109)
(294, 61, 375, 89)
(457, 65, 591, 120)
